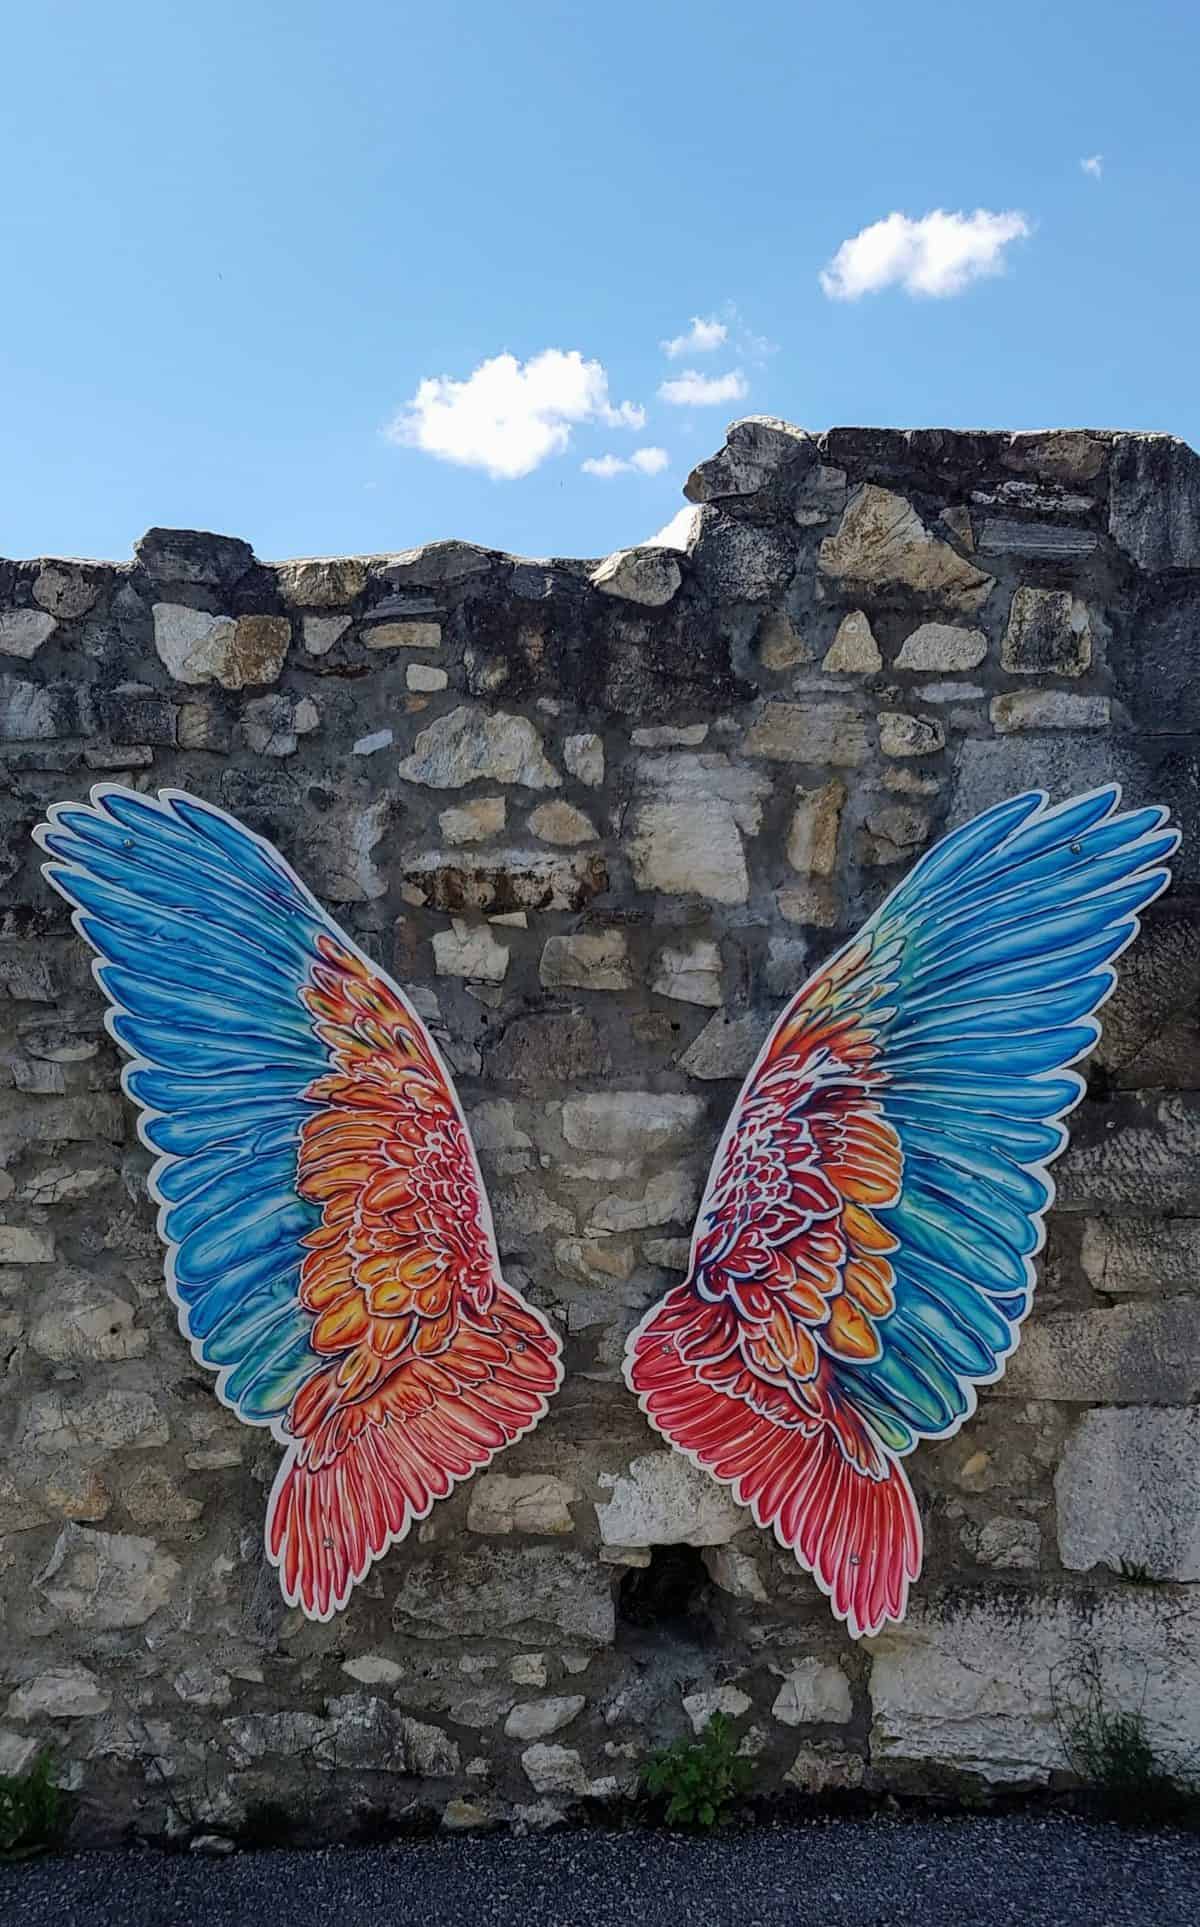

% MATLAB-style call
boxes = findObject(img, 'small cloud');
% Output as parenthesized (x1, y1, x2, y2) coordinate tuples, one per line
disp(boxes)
(661, 315, 728, 359)
(582, 446, 671, 479)
(387, 349, 644, 480)
(819, 208, 1031, 300)
(658, 368, 749, 407)
(1081, 153, 1103, 180)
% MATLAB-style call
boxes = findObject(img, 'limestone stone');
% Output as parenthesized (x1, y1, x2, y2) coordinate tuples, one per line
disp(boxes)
(785, 1746, 865, 1793)
(273, 556, 367, 606)
(690, 517, 796, 602)
(342, 1654, 405, 1687)
(432, 919, 509, 982)
(561, 1092, 704, 1157)
(173, 1663, 232, 1708)
(33, 563, 103, 620)
(399, 706, 561, 790)
(595, 1452, 745, 1548)
(407, 662, 448, 692)
(681, 1686, 752, 1734)
(528, 801, 598, 846)
(627, 753, 770, 905)
(1056, 1096, 1200, 1214)
(0, 673, 88, 739)
(879, 711, 946, 758)
(366, 618, 442, 650)
(1109, 434, 1200, 571)
(135, 527, 255, 586)
(990, 691, 1109, 733)
(40, 1465, 112, 1524)
(679, 1009, 770, 1081)
(770, 1660, 852, 1727)
(467, 1475, 579, 1537)
(36, 1525, 181, 1629)
(353, 728, 393, 756)
(440, 796, 506, 844)
(702, 1546, 767, 1601)
(821, 610, 881, 672)
(539, 931, 633, 992)
(563, 732, 604, 787)
(403, 848, 604, 914)
(6, 1667, 111, 1720)
(487, 1009, 610, 1088)
(685, 416, 815, 502)
(441, 1798, 499, 1832)
(0, 1225, 55, 1262)
(1079, 1217, 1200, 1295)
(895, 622, 988, 671)
(380, 539, 493, 587)
(393, 1546, 615, 1646)
(744, 701, 869, 767)
(999, 1299, 1200, 1405)
(869, 1592, 1200, 1785)
(120, 1463, 201, 1530)
(963, 1518, 1041, 1570)
(306, 798, 390, 902)
(0, 609, 58, 657)
(757, 611, 816, 671)
(1001, 589, 1091, 676)
(590, 546, 681, 607)
(787, 780, 846, 876)
(1056, 1407, 1200, 1580)
(520, 1743, 592, 1795)
(586, 1164, 699, 1235)
(631, 724, 708, 748)
(652, 939, 723, 1007)
(301, 613, 352, 655)
(510, 1655, 549, 1688)
(24, 1388, 167, 1453)
(794, 464, 849, 525)
(818, 486, 994, 610)
(777, 882, 839, 927)
(241, 692, 319, 757)
(504, 1696, 585, 1741)
(152, 606, 290, 688)
(0, 1733, 41, 1777)
(861, 803, 931, 865)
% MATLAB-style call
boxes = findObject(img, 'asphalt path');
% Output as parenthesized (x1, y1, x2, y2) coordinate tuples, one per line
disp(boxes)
(2, 1815, 1197, 1927)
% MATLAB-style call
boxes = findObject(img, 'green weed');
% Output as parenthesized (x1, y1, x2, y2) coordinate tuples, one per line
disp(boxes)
(640, 1712, 753, 1830)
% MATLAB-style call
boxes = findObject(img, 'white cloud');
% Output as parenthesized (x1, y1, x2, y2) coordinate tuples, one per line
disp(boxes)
(819, 208, 1031, 301)
(645, 505, 704, 550)
(388, 349, 645, 480)
(658, 368, 749, 407)
(661, 315, 728, 359)
(582, 446, 671, 479)
(1081, 153, 1103, 180)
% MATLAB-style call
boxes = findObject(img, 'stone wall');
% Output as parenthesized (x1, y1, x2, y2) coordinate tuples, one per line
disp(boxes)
(1, 417, 1199, 1839)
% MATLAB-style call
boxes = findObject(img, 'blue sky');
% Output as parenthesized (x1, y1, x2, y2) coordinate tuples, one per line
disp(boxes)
(2, 0, 1198, 564)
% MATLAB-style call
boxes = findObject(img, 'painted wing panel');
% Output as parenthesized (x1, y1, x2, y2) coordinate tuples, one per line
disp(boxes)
(625, 786, 1177, 1636)
(36, 786, 562, 1618)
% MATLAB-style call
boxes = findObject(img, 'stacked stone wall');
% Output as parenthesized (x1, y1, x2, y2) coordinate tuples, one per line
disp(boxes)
(1, 418, 1199, 1836)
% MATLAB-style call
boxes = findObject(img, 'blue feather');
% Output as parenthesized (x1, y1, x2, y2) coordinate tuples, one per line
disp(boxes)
(832, 786, 1177, 1455)
(35, 787, 361, 1424)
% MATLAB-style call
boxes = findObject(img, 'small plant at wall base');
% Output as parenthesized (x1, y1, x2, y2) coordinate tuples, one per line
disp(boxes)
(0, 1752, 68, 1861)
(640, 1713, 754, 1829)
(1051, 1649, 1199, 1824)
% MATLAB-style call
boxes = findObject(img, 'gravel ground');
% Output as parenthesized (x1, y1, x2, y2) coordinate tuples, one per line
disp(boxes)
(2, 1815, 1197, 1927)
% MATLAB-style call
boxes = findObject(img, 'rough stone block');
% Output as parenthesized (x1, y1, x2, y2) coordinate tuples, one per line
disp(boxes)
(594, 1452, 745, 1547)
(1000, 1299, 1200, 1404)
(869, 1590, 1200, 1785)
(1056, 1407, 1200, 1579)
(392, 1546, 615, 1646)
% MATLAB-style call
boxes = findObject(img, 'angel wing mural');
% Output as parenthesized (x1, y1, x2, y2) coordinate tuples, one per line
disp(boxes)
(35, 786, 562, 1621)
(625, 786, 1177, 1640)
